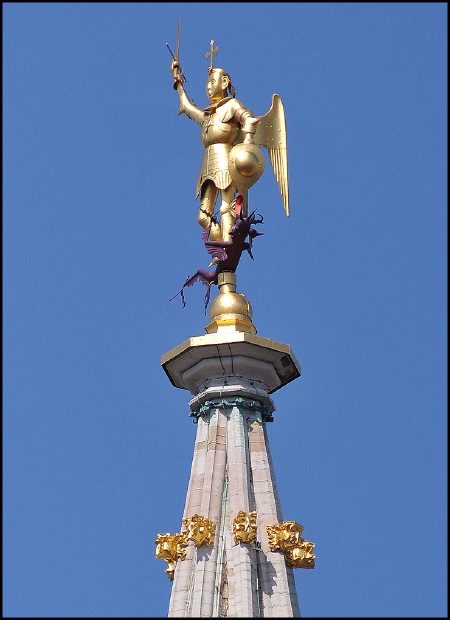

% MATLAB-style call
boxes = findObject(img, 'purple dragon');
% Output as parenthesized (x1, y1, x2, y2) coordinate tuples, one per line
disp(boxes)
(171, 195, 264, 312)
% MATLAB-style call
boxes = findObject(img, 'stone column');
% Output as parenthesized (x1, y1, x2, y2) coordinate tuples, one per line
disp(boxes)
(249, 419, 300, 617)
(225, 404, 260, 617)
(168, 416, 209, 617)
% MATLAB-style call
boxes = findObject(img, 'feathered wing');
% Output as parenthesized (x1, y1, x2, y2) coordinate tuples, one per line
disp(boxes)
(254, 94, 290, 216)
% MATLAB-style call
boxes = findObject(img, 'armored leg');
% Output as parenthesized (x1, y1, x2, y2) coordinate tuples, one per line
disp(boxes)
(198, 182, 221, 240)
(219, 185, 237, 242)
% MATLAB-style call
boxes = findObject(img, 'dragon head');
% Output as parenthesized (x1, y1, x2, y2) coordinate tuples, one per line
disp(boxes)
(230, 195, 264, 242)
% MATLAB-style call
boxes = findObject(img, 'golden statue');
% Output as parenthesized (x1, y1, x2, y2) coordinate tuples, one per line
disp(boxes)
(169, 31, 290, 244)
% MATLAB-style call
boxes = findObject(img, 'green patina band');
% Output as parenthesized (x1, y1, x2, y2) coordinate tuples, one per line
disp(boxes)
(190, 396, 274, 423)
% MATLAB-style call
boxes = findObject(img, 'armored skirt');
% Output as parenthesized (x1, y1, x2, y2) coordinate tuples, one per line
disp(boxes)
(195, 142, 233, 197)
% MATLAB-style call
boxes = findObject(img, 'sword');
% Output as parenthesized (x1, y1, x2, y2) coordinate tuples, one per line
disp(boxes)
(166, 19, 187, 83)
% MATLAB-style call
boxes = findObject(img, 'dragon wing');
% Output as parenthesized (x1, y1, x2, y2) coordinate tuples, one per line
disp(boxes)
(203, 234, 233, 261)
(205, 242, 228, 261)
(254, 94, 290, 216)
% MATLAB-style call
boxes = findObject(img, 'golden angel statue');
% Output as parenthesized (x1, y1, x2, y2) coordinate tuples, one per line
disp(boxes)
(169, 36, 290, 244)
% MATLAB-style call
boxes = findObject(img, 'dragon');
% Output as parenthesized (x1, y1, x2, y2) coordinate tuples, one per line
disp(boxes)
(171, 194, 263, 312)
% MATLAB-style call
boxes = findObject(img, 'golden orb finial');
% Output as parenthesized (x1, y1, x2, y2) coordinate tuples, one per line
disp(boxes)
(205, 272, 256, 335)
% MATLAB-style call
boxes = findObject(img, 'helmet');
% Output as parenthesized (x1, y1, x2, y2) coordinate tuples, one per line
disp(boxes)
(228, 143, 265, 193)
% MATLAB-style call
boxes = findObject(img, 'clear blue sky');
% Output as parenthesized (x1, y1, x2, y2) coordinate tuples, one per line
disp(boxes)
(4, 3, 447, 617)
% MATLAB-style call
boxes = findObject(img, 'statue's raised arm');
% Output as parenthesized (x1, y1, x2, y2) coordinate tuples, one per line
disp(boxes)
(171, 60, 205, 125)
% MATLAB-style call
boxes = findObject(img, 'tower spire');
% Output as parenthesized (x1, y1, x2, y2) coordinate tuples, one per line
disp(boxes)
(159, 32, 315, 617)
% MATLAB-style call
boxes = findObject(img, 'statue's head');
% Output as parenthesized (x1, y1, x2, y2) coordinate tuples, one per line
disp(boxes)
(206, 67, 235, 103)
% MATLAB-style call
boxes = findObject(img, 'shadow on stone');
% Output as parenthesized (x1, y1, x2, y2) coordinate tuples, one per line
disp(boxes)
(257, 551, 278, 595)
(196, 546, 214, 562)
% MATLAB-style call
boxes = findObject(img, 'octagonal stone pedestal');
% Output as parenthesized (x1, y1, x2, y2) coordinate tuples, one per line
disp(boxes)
(161, 331, 300, 414)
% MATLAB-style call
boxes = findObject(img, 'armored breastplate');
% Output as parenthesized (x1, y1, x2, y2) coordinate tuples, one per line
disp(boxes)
(201, 113, 239, 147)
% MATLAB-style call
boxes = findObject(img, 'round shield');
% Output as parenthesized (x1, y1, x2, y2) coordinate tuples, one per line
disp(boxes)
(228, 143, 265, 193)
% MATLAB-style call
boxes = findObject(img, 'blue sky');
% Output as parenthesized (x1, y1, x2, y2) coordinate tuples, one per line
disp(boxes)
(4, 3, 447, 617)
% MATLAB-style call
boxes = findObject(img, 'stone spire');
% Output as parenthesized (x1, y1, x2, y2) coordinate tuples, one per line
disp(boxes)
(157, 274, 315, 617)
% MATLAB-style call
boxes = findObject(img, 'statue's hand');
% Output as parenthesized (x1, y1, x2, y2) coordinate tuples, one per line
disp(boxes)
(242, 117, 259, 144)
(171, 59, 183, 89)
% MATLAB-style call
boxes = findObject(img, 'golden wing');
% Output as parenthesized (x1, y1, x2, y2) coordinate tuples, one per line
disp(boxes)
(254, 94, 290, 216)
